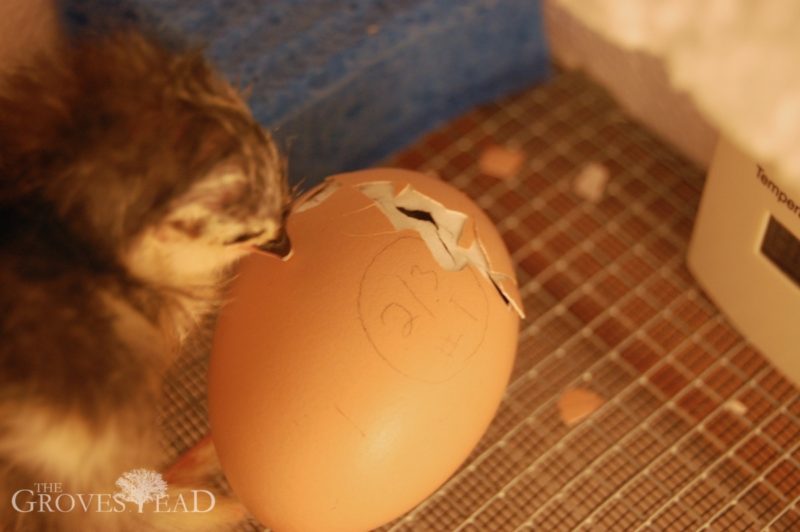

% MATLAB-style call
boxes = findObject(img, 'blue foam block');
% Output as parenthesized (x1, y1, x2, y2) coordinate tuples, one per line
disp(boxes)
(59, 0, 550, 187)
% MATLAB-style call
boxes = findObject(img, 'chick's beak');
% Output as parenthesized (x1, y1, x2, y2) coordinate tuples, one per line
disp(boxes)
(256, 227, 292, 260)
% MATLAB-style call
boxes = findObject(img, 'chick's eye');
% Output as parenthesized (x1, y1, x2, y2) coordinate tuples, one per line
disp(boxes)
(226, 230, 265, 245)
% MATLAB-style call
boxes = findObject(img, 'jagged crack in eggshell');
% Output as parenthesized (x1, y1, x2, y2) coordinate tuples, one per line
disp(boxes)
(209, 168, 521, 532)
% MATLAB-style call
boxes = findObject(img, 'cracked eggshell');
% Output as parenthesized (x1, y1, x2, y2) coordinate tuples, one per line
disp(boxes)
(209, 168, 522, 532)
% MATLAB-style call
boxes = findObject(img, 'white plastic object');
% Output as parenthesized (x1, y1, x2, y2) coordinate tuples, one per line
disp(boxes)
(688, 137, 800, 384)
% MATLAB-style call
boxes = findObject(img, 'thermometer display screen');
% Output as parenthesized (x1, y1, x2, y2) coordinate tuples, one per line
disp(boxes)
(761, 216, 800, 288)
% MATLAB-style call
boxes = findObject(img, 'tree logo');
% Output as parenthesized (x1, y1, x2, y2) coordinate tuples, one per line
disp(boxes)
(114, 469, 168, 513)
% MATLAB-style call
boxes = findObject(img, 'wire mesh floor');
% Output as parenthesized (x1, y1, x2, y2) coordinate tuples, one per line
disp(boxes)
(161, 69, 800, 531)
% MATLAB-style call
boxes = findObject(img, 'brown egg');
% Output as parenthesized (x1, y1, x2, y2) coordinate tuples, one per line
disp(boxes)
(209, 168, 523, 532)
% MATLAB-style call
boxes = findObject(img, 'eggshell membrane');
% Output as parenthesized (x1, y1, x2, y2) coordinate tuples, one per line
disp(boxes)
(209, 168, 521, 532)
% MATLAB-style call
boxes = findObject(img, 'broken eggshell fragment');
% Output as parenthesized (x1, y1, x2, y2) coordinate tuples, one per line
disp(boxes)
(209, 168, 523, 532)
